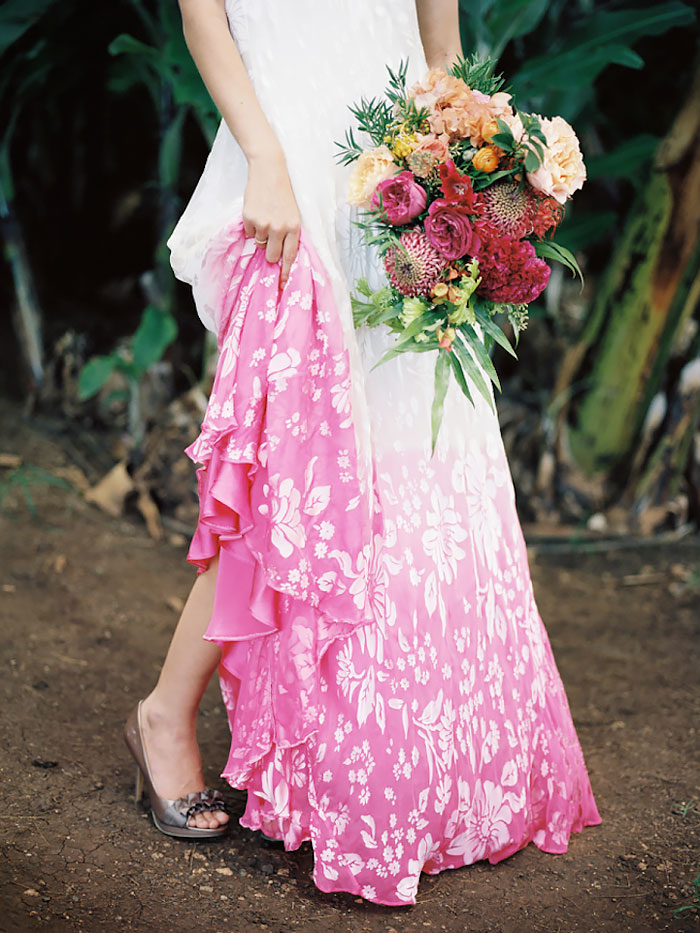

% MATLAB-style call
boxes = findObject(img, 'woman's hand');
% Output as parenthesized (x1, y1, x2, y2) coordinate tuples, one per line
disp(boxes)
(178, 0, 301, 287)
(243, 150, 301, 289)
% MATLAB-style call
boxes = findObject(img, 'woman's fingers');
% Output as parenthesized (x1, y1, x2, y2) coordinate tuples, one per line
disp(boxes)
(280, 228, 300, 288)
(265, 228, 284, 266)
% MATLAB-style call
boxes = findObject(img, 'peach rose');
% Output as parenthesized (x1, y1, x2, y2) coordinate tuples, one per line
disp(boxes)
(413, 132, 451, 162)
(526, 115, 586, 204)
(347, 146, 397, 207)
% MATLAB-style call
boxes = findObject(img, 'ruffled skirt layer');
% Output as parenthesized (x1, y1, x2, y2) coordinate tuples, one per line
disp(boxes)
(184, 222, 601, 906)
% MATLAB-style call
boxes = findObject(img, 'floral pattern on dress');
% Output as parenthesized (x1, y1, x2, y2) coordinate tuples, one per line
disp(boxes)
(184, 221, 601, 907)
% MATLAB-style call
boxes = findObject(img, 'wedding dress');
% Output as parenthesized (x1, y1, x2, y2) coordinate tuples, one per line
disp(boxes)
(167, 0, 601, 906)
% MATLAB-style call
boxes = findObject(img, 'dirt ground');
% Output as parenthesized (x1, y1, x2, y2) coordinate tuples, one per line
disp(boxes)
(1, 397, 699, 933)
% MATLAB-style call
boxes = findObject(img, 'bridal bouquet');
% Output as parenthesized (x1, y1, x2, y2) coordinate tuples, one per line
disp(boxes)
(336, 58, 585, 450)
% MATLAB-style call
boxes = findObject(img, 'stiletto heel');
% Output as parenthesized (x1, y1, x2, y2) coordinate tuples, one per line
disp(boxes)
(124, 700, 228, 840)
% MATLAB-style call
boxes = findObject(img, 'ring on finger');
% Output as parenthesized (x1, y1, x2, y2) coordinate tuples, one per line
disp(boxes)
(254, 237, 268, 248)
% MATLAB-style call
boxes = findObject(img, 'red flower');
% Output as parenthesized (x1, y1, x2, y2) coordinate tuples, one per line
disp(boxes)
(439, 160, 478, 210)
(531, 195, 565, 239)
(477, 232, 551, 304)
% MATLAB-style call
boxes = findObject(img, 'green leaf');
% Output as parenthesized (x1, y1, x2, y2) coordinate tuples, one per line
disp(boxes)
(462, 326, 501, 391)
(555, 211, 618, 252)
(158, 108, 186, 188)
(430, 351, 451, 455)
(474, 308, 518, 359)
(77, 355, 118, 401)
(447, 350, 474, 406)
(534, 240, 584, 286)
(132, 306, 177, 374)
(511, 3, 696, 95)
(451, 339, 494, 412)
(489, 132, 516, 151)
(0, 0, 58, 57)
(586, 134, 659, 181)
(524, 149, 541, 173)
(108, 33, 161, 64)
(371, 311, 437, 369)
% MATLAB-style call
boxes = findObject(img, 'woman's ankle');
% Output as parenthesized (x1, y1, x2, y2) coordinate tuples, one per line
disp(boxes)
(141, 690, 198, 738)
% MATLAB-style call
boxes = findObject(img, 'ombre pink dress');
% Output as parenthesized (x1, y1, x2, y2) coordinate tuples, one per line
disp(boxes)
(167, 0, 601, 906)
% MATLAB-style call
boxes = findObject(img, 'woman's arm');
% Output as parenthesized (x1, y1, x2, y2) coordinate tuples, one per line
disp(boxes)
(415, 0, 463, 70)
(178, 0, 300, 286)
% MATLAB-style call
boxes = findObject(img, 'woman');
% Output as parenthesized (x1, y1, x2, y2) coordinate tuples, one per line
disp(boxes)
(124, 0, 601, 906)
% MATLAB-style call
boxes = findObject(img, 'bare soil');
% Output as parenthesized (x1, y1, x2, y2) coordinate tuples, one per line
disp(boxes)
(1, 398, 699, 933)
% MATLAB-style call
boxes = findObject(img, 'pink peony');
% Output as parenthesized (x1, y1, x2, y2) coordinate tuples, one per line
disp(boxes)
(371, 171, 427, 225)
(425, 199, 480, 261)
(384, 230, 445, 297)
(476, 234, 551, 304)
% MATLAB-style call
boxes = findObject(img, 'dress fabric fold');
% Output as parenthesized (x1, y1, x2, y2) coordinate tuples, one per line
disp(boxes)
(181, 220, 601, 906)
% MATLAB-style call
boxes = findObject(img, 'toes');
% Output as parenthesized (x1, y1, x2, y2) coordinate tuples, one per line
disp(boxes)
(187, 809, 229, 829)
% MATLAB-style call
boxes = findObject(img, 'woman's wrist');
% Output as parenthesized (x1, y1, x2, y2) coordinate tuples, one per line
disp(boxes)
(245, 143, 286, 171)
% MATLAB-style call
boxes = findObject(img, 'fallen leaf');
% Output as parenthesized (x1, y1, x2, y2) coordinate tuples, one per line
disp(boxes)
(51, 554, 67, 574)
(166, 596, 185, 614)
(84, 461, 134, 517)
(53, 465, 90, 492)
(135, 485, 163, 541)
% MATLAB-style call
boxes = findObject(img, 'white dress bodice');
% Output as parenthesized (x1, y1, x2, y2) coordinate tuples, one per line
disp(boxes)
(168, 0, 428, 334)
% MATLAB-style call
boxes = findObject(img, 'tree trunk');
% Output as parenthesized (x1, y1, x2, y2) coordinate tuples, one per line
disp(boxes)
(557, 66, 700, 481)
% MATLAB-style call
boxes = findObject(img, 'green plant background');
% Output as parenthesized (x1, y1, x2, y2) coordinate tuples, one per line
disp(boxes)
(0, 0, 697, 437)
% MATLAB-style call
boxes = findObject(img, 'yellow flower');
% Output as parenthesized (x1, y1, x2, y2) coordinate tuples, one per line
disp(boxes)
(393, 132, 417, 159)
(347, 146, 397, 207)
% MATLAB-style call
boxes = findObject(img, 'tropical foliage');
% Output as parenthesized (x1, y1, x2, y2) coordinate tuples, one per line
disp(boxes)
(0, 0, 697, 529)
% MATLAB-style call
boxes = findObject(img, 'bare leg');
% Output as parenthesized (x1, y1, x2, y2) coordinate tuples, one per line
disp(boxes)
(140, 553, 229, 829)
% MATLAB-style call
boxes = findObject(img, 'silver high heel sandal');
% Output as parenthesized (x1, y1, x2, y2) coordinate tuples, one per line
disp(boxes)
(124, 701, 228, 840)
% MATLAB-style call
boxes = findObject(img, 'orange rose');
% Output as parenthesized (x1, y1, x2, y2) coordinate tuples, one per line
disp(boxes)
(473, 146, 500, 173)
